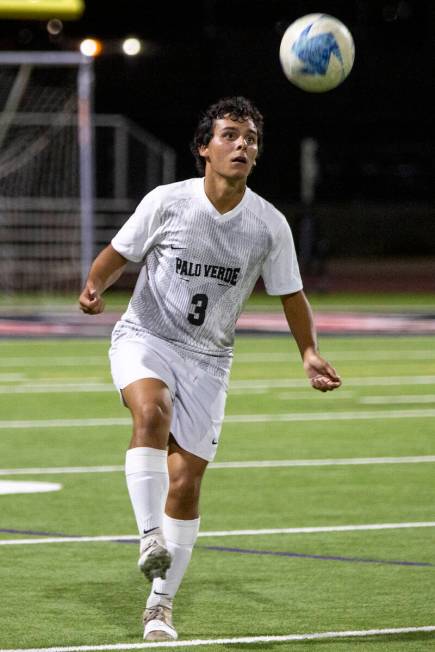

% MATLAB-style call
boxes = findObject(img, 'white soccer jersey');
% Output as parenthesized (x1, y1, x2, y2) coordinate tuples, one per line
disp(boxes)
(111, 177, 302, 373)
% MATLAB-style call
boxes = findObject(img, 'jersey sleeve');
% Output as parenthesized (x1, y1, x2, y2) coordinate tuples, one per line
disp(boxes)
(261, 218, 303, 295)
(111, 187, 163, 262)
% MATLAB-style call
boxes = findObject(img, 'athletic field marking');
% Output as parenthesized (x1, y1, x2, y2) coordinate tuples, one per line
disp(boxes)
(0, 384, 432, 398)
(1, 625, 434, 650)
(2, 408, 435, 430)
(0, 383, 114, 394)
(276, 391, 355, 400)
(0, 384, 350, 397)
(0, 381, 433, 397)
(0, 373, 25, 381)
(2, 376, 435, 396)
(1, 521, 435, 546)
(1, 455, 435, 476)
(2, 529, 430, 568)
(0, 528, 72, 537)
(0, 417, 130, 429)
(211, 455, 435, 468)
(0, 465, 125, 476)
(224, 409, 435, 423)
(0, 356, 108, 367)
(0, 481, 62, 495)
(1, 349, 435, 368)
(200, 544, 433, 567)
(360, 394, 435, 405)
(230, 375, 435, 389)
(235, 350, 435, 362)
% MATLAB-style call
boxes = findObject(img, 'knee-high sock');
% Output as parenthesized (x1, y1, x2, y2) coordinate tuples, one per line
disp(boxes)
(125, 447, 169, 535)
(147, 513, 200, 608)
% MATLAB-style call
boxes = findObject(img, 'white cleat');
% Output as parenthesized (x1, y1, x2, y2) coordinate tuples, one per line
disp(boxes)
(143, 604, 178, 641)
(138, 527, 172, 582)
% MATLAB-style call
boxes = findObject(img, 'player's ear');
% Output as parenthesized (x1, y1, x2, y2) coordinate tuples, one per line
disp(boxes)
(198, 144, 208, 159)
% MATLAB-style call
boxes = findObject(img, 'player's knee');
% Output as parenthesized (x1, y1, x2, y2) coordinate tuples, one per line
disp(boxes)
(169, 474, 201, 508)
(132, 402, 170, 435)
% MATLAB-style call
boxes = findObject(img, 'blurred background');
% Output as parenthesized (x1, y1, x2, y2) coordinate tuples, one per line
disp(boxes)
(0, 0, 434, 297)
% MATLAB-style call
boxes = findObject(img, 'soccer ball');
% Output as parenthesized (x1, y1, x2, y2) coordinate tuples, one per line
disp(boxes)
(279, 13, 355, 92)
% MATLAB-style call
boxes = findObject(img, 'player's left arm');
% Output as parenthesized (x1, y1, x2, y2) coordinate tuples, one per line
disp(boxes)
(280, 290, 342, 392)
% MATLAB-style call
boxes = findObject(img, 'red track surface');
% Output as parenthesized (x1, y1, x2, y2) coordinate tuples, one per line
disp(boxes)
(1, 310, 435, 337)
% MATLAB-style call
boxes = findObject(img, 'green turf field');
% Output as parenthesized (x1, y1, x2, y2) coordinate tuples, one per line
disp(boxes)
(0, 334, 434, 651)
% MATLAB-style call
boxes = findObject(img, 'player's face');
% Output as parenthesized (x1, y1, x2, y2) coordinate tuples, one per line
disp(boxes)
(199, 116, 258, 180)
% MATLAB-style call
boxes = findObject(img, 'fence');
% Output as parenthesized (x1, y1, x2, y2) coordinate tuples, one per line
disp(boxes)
(0, 52, 176, 295)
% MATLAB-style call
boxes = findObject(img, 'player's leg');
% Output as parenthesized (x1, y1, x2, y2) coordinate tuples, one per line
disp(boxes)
(150, 437, 207, 597)
(144, 438, 207, 641)
(122, 378, 173, 582)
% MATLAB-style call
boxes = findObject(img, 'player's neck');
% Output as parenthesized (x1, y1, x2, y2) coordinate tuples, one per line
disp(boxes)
(203, 175, 246, 215)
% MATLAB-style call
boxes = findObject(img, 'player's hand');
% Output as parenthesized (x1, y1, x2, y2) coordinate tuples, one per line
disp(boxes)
(79, 282, 105, 315)
(303, 350, 342, 392)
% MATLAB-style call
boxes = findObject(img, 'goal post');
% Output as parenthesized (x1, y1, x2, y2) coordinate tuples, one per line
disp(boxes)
(0, 51, 95, 294)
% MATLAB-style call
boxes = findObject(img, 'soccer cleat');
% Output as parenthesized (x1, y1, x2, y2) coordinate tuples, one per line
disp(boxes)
(138, 527, 172, 582)
(143, 604, 177, 641)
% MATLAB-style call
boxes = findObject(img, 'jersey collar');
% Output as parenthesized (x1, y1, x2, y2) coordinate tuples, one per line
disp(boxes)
(195, 177, 250, 221)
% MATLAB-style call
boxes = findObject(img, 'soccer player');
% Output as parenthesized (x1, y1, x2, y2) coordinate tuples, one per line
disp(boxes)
(79, 96, 341, 641)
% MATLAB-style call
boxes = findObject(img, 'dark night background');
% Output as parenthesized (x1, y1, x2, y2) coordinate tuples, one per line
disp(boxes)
(1, 0, 435, 262)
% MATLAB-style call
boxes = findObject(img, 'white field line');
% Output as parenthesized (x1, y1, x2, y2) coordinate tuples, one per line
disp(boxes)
(230, 375, 435, 390)
(2, 408, 435, 430)
(210, 456, 435, 468)
(0, 376, 435, 392)
(0, 373, 25, 381)
(1, 455, 435, 477)
(2, 376, 435, 396)
(29, 377, 104, 383)
(235, 350, 435, 362)
(1, 350, 435, 368)
(360, 395, 435, 405)
(2, 521, 435, 546)
(0, 417, 130, 429)
(0, 357, 108, 367)
(275, 392, 435, 404)
(0, 387, 356, 398)
(0, 386, 350, 397)
(2, 626, 435, 651)
(225, 409, 435, 423)
(0, 383, 114, 394)
(0, 465, 125, 476)
(273, 391, 355, 400)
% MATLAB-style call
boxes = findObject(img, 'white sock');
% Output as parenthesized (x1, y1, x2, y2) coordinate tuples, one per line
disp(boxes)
(125, 447, 169, 536)
(147, 513, 200, 608)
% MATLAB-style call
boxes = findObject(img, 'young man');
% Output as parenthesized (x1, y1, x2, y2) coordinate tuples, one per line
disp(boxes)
(79, 96, 341, 641)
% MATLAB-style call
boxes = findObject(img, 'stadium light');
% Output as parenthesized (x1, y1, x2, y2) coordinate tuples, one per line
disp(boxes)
(122, 37, 142, 56)
(80, 38, 103, 57)
(46, 18, 63, 36)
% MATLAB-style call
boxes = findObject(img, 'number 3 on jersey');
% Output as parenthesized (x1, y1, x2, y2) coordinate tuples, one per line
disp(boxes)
(188, 293, 208, 325)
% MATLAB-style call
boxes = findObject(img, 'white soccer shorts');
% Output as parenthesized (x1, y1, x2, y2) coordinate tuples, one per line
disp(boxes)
(109, 326, 229, 462)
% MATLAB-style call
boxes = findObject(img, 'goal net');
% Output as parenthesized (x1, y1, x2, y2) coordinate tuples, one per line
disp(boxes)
(0, 52, 94, 295)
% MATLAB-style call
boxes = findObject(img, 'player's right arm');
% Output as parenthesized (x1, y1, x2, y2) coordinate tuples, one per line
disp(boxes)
(79, 244, 128, 315)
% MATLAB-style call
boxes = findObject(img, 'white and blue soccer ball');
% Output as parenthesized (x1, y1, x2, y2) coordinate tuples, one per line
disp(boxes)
(279, 14, 355, 92)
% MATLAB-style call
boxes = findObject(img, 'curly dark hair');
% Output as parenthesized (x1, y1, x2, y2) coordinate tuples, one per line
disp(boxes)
(190, 96, 264, 175)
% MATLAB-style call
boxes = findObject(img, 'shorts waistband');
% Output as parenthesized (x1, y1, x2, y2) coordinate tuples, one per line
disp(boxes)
(111, 321, 232, 379)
